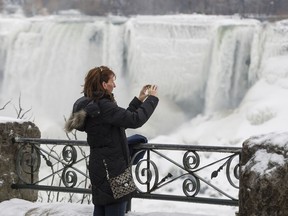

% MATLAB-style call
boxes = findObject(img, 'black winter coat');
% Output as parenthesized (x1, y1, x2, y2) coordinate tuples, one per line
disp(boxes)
(85, 94, 159, 205)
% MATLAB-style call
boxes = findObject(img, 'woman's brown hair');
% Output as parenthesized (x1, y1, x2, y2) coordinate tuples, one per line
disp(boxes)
(82, 66, 116, 101)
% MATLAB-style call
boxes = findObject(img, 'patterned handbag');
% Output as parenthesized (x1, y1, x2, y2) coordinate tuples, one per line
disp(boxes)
(103, 159, 136, 199)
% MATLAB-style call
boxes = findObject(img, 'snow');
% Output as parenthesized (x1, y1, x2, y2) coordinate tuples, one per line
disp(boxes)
(248, 149, 285, 175)
(246, 131, 288, 147)
(0, 199, 93, 216)
(0, 198, 237, 216)
(241, 131, 288, 176)
(0, 116, 24, 123)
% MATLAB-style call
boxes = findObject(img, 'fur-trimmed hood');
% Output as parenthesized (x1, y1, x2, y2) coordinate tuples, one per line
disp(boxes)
(65, 109, 87, 132)
(64, 96, 100, 132)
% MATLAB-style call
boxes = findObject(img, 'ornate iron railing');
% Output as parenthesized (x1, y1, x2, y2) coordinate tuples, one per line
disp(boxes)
(11, 137, 241, 206)
(12, 137, 91, 203)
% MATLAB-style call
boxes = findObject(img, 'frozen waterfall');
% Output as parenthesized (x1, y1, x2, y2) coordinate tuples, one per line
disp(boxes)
(1, 14, 288, 139)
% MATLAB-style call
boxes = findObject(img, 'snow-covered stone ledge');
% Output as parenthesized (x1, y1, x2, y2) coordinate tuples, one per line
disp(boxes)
(239, 132, 288, 216)
(0, 117, 41, 202)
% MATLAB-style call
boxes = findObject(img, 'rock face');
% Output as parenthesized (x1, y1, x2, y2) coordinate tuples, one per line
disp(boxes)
(239, 132, 288, 216)
(0, 121, 41, 202)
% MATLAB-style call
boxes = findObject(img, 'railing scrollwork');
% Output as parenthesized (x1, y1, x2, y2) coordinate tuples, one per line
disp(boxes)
(131, 143, 241, 205)
(13, 137, 91, 202)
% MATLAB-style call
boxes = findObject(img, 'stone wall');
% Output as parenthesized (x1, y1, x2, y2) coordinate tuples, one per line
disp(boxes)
(0, 120, 41, 202)
(239, 132, 288, 216)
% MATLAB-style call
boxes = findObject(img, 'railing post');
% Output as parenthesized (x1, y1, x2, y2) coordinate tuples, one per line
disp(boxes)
(146, 149, 151, 192)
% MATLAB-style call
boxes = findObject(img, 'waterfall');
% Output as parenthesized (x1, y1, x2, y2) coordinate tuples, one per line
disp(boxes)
(1, 14, 288, 138)
(204, 24, 256, 113)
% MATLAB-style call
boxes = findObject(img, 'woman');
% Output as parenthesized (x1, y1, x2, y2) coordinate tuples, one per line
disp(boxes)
(81, 66, 158, 216)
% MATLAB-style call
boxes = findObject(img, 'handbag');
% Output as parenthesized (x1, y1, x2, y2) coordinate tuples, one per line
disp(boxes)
(103, 159, 136, 199)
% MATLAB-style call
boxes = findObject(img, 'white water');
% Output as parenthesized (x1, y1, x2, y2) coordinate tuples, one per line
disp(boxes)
(1, 13, 288, 143)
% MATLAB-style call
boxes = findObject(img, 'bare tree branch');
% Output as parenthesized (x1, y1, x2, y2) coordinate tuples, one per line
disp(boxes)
(20, 107, 32, 119)
(13, 93, 33, 119)
(0, 100, 11, 110)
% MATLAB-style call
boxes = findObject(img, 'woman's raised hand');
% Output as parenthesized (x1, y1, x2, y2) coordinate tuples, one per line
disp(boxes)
(138, 84, 158, 102)
(147, 85, 158, 97)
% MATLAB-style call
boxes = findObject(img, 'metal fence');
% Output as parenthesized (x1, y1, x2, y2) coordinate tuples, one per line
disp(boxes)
(11, 137, 241, 207)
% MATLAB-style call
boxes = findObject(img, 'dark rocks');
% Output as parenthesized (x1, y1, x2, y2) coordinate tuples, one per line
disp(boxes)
(239, 132, 288, 216)
(0, 120, 41, 202)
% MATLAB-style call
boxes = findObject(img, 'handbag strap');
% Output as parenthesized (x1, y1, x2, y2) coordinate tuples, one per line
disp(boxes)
(103, 159, 110, 180)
